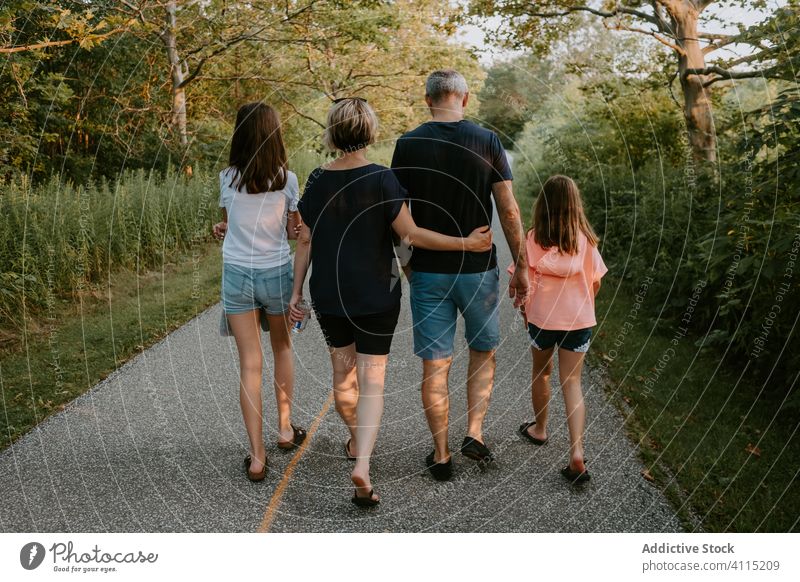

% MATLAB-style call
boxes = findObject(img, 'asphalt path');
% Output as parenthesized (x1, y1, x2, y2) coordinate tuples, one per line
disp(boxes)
(0, 219, 682, 533)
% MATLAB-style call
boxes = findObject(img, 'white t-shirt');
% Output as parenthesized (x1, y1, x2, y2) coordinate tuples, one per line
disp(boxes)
(218, 167, 300, 269)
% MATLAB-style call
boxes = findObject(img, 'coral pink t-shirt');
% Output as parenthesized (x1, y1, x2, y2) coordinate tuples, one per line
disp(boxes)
(507, 231, 607, 330)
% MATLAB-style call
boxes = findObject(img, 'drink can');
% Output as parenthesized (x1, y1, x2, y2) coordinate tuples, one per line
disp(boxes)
(292, 299, 311, 334)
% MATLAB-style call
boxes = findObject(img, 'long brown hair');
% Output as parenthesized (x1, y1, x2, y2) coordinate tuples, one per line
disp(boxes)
(228, 102, 287, 192)
(531, 175, 599, 254)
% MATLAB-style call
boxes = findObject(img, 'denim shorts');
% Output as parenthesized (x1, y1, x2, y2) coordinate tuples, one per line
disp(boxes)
(221, 261, 293, 315)
(527, 322, 592, 352)
(409, 266, 500, 360)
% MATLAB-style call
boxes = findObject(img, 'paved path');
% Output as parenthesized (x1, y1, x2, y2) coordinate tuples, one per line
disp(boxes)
(0, 224, 681, 533)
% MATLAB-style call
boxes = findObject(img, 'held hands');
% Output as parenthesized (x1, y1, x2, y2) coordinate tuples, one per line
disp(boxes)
(288, 292, 305, 324)
(464, 226, 493, 252)
(212, 222, 227, 241)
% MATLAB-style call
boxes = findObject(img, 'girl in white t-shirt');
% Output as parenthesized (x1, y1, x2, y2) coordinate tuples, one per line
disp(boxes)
(212, 102, 306, 482)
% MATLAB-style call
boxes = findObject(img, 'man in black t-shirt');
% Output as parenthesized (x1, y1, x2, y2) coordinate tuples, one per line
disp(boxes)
(391, 69, 530, 480)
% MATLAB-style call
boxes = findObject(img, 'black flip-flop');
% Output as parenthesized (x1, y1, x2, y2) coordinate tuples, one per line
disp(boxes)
(351, 489, 380, 507)
(518, 421, 548, 446)
(345, 438, 356, 461)
(277, 424, 307, 451)
(460, 437, 494, 463)
(561, 465, 591, 483)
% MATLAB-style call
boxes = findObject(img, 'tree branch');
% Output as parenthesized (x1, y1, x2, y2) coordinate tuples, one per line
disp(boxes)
(701, 35, 741, 54)
(175, 0, 324, 89)
(603, 21, 684, 54)
(275, 90, 325, 128)
(650, 0, 670, 33)
(0, 26, 131, 54)
(524, 2, 660, 27)
(685, 64, 789, 86)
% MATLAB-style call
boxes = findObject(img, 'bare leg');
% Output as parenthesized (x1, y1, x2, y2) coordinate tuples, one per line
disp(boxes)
(330, 343, 358, 448)
(266, 312, 295, 444)
(558, 348, 587, 472)
(466, 349, 496, 443)
(421, 357, 452, 463)
(351, 353, 387, 501)
(228, 310, 266, 473)
(527, 347, 554, 441)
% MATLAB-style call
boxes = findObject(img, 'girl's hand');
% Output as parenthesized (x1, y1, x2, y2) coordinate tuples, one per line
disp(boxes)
(212, 221, 227, 241)
(288, 292, 305, 324)
(465, 226, 492, 252)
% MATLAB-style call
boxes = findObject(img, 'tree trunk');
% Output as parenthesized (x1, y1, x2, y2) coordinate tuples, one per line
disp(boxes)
(162, 1, 188, 147)
(674, 7, 716, 162)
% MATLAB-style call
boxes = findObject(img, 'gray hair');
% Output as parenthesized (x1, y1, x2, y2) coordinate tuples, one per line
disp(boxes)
(425, 69, 468, 103)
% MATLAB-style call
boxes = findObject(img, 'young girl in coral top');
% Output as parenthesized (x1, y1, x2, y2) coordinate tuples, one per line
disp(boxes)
(510, 175, 607, 483)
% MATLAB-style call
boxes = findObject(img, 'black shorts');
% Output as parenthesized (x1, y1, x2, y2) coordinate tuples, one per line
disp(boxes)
(527, 322, 592, 352)
(316, 304, 401, 355)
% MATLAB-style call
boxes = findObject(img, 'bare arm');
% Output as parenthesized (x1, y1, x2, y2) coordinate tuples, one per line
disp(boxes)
(286, 210, 301, 240)
(492, 180, 529, 307)
(288, 222, 312, 323)
(212, 208, 228, 240)
(492, 180, 527, 266)
(391, 203, 492, 252)
(593, 280, 601, 296)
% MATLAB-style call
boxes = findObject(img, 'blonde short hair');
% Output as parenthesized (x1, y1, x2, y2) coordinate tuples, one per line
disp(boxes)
(323, 98, 378, 152)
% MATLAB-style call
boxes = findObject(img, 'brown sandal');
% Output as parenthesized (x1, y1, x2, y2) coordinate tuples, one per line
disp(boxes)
(244, 455, 268, 482)
(277, 424, 307, 451)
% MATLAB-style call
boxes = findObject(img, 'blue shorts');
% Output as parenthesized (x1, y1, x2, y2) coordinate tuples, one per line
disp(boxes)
(409, 266, 500, 360)
(527, 322, 592, 352)
(221, 261, 293, 315)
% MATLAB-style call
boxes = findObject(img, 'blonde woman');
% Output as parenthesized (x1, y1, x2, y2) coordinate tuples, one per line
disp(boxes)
(289, 98, 492, 506)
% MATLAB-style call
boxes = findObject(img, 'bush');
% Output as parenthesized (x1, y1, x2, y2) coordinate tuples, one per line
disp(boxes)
(0, 168, 218, 332)
(510, 80, 800, 388)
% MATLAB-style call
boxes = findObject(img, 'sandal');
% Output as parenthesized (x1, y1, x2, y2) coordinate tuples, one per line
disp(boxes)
(460, 436, 494, 463)
(345, 438, 356, 461)
(561, 464, 591, 484)
(351, 473, 379, 507)
(277, 424, 307, 451)
(244, 455, 268, 482)
(518, 421, 548, 446)
(425, 450, 453, 481)
(351, 488, 380, 508)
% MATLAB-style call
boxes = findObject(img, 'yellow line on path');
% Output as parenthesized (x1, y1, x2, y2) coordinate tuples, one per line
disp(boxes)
(258, 392, 334, 532)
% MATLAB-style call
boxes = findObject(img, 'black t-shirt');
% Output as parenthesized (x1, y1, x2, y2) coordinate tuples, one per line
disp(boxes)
(297, 163, 406, 317)
(391, 120, 513, 274)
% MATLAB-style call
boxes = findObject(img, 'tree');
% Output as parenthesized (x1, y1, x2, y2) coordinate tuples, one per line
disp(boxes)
(469, 0, 800, 162)
(110, 1, 328, 150)
(0, 1, 137, 54)
(188, 0, 483, 143)
(477, 54, 563, 146)
(1, 0, 481, 181)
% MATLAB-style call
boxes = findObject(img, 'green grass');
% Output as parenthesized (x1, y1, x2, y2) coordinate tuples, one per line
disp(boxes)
(0, 168, 219, 333)
(0, 244, 222, 451)
(591, 278, 799, 532)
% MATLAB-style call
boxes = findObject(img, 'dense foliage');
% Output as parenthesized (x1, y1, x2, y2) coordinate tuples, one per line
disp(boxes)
(501, 18, 799, 389)
(1, 0, 481, 183)
(0, 169, 218, 332)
